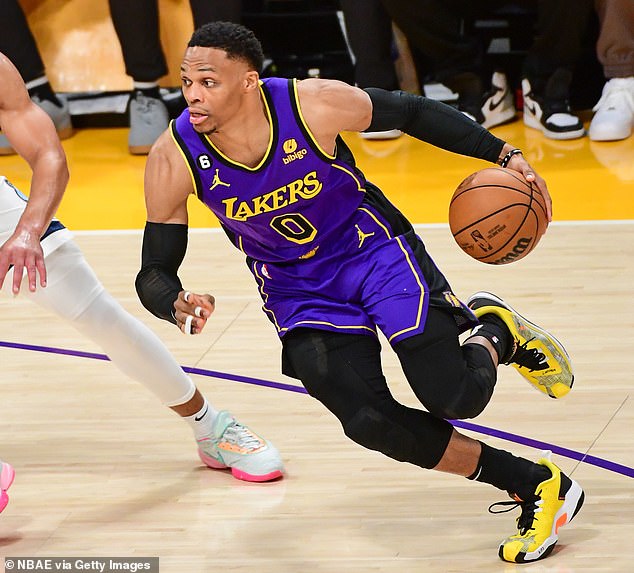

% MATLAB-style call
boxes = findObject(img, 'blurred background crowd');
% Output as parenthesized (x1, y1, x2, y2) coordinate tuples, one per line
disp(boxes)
(0, 0, 631, 154)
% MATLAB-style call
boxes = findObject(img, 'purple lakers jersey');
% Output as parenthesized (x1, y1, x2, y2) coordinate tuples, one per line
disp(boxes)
(171, 77, 367, 262)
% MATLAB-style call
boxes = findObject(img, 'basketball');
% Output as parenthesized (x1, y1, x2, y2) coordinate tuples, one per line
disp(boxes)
(448, 167, 548, 265)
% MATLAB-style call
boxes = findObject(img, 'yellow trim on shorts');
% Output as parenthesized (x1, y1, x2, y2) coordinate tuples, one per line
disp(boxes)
(292, 320, 377, 335)
(387, 236, 426, 342)
(253, 262, 284, 332)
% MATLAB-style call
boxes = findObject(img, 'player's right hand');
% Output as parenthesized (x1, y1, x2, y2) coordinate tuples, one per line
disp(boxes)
(0, 229, 47, 294)
(173, 290, 215, 335)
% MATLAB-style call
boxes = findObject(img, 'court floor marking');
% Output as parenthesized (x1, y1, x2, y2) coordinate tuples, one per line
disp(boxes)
(2, 339, 632, 479)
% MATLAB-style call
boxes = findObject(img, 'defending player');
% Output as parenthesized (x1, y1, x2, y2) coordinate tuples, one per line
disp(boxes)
(0, 50, 284, 509)
(136, 23, 583, 563)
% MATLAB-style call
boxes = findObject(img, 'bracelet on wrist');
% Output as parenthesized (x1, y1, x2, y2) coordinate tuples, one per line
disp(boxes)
(498, 148, 523, 168)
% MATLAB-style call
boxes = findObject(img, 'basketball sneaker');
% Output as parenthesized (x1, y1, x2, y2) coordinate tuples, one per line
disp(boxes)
(0, 460, 15, 513)
(491, 451, 584, 563)
(467, 292, 574, 398)
(197, 410, 284, 482)
(359, 129, 402, 141)
(589, 77, 634, 142)
(522, 69, 585, 140)
(128, 91, 169, 155)
(461, 72, 517, 129)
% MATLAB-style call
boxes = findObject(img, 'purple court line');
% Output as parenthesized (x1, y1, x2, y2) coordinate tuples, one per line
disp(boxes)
(2, 339, 632, 479)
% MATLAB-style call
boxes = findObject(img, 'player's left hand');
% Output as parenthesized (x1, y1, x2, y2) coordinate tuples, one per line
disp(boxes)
(0, 228, 47, 294)
(507, 154, 552, 222)
(173, 290, 215, 335)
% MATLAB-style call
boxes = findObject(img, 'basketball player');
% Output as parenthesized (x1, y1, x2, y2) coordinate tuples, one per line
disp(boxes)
(0, 51, 284, 511)
(136, 23, 584, 563)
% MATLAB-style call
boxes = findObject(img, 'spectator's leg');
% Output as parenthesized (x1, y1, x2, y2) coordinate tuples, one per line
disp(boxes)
(108, 0, 169, 154)
(589, 0, 634, 141)
(108, 0, 167, 83)
(340, 0, 399, 90)
(189, 0, 243, 28)
(0, 0, 45, 83)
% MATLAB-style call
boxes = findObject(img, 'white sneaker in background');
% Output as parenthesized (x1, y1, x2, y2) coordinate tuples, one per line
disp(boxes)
(359, 129, 403, 141)
(423, 82, 459, 103)
(589, 77, 634, 142)
(473, 71, 516, 129)
(522, 70, 585, 140)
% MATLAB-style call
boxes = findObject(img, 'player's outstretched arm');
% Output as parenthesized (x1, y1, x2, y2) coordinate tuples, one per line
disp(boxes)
(136, 130, 214, 335)
(296, 78, 373, 152)
(304, 82, 553, 222)
(0, 52, 68, 294)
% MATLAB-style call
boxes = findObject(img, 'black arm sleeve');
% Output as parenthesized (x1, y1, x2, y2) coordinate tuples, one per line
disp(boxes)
(364, 88, 505, 163)
(135, 222, 188, 325)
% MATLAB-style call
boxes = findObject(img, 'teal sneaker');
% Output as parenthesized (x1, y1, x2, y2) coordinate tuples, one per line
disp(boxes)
(198, 411, 284, 482)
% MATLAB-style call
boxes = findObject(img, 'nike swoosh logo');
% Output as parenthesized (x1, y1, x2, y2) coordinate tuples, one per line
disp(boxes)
(525, 102, 538, 116)
(194, 405, 209, 422)
(488, 88, 509, 111)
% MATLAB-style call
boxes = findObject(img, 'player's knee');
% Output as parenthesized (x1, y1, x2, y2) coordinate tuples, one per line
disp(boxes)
(343, 406, 446, 469)
(424, 392, 487, 420)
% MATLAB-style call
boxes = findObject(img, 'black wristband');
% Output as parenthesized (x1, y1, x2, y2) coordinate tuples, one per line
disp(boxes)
(498, 148, 523, 168)
(135, 222, 187, 324)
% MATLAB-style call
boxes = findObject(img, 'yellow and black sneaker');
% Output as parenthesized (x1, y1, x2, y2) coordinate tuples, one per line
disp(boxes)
(467, 291, 574, 398)
(490, 451, 585, 563)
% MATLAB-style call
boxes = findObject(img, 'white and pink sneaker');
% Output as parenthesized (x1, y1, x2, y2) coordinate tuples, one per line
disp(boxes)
(0, 461, 15, 513)
(197, 411, 284, 482)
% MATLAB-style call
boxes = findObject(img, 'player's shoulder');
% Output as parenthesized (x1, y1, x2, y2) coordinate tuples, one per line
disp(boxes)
(145, 126, 191, 186)
(297, 77, 359, 99)
(148, 126, 181, 161)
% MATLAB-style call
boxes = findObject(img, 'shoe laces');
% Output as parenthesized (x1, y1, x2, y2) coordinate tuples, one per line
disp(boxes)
(489, 494, 544, 536)
(219, 420, 264, 452)
(508, 338, 549, 371)
(593, 79, 634, 113)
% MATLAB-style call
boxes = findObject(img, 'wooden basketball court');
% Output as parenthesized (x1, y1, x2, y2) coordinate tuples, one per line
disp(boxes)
(1, 118, 633, 572)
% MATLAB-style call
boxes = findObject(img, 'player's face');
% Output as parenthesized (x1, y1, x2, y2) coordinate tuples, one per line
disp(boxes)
(180, 46, 258, 135)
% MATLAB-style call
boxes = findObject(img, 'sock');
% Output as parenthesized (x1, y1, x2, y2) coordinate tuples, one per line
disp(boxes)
(133, 81, 161, 100)
(184, 398, 218, 441)
(467, 442, 551, 501)
(25, 76, 62, 107)
(468, 314, 514, 363)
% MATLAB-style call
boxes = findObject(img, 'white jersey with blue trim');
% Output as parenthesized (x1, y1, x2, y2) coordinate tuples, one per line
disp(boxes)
(0, 175, 73, 257)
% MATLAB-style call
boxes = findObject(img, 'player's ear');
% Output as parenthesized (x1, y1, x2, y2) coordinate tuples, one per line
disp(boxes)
(244, 70, 259, 91)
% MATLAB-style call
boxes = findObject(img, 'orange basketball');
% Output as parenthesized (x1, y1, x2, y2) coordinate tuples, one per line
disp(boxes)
(449, 167, 548, 265)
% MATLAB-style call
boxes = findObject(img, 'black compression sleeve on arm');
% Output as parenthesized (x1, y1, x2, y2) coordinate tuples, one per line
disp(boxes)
(364, 88, 505, 163)
(135, 222, 188, 325)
